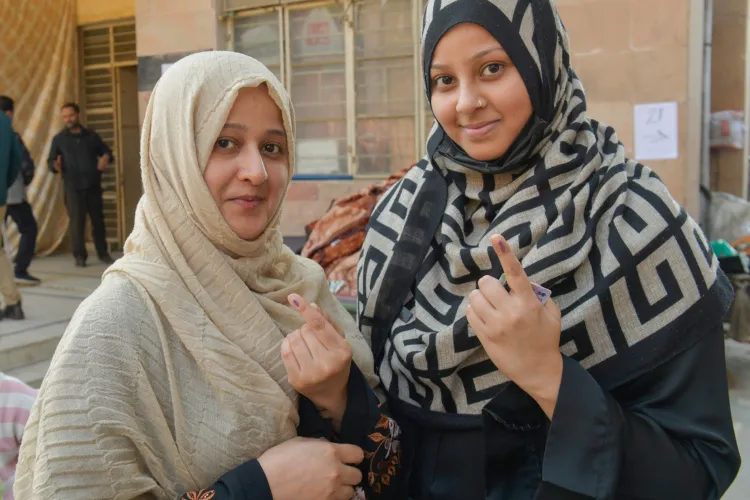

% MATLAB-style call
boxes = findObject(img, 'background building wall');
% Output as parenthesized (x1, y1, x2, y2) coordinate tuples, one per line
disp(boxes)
(77, 0, 135, 25)
(116, 0, 709, 237)
(280, 0, 705, 235)
(557, 0, 701, 215)
(135, 0, 219, 123)
(710, 0, 749, 197)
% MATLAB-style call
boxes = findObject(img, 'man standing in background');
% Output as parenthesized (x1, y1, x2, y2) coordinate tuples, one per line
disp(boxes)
(48, 103, 114, 268)
(0, 97, 40, 286)
(0, 112, 24, 319)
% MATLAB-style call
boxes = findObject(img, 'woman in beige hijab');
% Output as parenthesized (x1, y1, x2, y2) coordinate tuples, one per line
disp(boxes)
(15, 51, 402, 500)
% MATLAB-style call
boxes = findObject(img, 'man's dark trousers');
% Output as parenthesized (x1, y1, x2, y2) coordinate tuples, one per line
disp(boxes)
(5, 201, 37, 275)
(65, 185, 108, 261)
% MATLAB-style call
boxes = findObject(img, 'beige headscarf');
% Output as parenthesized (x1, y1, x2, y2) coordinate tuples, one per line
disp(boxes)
(16, 51, 376, 499)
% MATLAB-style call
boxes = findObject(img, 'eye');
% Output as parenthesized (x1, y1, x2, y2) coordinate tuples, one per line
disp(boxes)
(432, 75, 454, 88)
(263, 143, 283, 155)
(481, 63, 504, 77)
(215, 138, 238, 150)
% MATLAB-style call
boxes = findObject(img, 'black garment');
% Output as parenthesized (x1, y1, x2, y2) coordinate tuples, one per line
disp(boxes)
(5, 201, 37, 275)
(178, 363, 405, 500)
(394, 327, 739, 500)
(48, 126, 112, 190)
(65, 186, 108, 260)
(17, 133, 34, 186)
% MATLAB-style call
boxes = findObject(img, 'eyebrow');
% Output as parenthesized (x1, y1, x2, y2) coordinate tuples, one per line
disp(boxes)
(222, 123, 286, 138)
(431, 46, 508, 71)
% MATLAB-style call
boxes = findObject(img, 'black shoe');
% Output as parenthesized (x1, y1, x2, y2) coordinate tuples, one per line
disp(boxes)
(75, 257, 87, 267)
(14, 273, 41, 286)
(99, 255, 115, 265)
(4, 302, 24, 320)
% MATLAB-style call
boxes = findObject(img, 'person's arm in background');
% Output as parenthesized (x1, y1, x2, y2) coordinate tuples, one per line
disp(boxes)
(0, 374, 37, 447)
(0, 374, 37, 495)
(8, 133, 21, 189)
(92, 131, 113, 171)
(17, 135, 34, 186)
(47, 135, 61, 174)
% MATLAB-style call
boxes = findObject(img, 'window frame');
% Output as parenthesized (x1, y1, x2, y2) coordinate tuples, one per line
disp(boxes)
(225, 0, 428, 179)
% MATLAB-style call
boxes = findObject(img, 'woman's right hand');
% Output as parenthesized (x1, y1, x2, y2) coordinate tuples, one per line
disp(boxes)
(257, 437, 364, 500)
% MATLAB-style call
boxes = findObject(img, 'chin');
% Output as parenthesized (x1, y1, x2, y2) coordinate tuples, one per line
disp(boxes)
(461, 144, 510, 163)
(229, 221, 267, 241)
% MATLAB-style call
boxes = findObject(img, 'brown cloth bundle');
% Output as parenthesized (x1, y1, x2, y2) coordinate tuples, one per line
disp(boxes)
(302, 167, 412, 296)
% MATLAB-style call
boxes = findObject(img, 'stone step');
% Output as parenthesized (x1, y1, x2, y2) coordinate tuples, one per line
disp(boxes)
(7, 359, 50, 389)
(0, 288, 83, 372)
(0, 323, 64, 372)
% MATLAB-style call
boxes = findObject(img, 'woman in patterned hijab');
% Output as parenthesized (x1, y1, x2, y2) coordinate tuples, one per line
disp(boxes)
(357, 0, 740, 498)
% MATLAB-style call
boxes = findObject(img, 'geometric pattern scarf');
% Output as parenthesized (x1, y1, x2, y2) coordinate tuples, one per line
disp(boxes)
(357, 0, 732, 418)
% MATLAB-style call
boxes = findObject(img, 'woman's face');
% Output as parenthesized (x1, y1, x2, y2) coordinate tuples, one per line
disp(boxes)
(204, 86, 289, 241)
(429, 23, 533, 162)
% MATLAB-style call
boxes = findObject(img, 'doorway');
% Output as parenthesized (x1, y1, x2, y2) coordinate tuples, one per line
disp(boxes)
(116, 66, 141, 239)
(80, 20, 139, 250)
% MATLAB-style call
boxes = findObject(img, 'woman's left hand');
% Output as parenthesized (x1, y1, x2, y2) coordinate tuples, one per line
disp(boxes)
(283, 294, 352, 426)
(466, 234, 563, 418)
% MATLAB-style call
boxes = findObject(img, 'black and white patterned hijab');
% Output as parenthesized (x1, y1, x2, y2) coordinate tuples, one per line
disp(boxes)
(357, 0, 732, 418)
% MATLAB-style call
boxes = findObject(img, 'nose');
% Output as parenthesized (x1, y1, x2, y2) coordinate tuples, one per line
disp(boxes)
(456, 83, 481, 116)
(237, 147, 268, 185)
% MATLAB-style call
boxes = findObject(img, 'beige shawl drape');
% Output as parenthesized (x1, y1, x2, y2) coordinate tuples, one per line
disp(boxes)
(16, 51, 376, 499)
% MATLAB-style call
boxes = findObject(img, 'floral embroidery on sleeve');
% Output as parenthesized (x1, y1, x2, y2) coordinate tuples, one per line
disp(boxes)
(363, 411, 402, 495)
(181, 488, 216, 500)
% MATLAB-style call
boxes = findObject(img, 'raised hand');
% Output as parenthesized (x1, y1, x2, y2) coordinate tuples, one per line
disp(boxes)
(465, 234, 563, 418)
(283, 294, 352, 425)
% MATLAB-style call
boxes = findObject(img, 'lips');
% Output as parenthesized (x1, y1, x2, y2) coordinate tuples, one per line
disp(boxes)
(230, 195, 265, 209)
(461, 119, 500, 139)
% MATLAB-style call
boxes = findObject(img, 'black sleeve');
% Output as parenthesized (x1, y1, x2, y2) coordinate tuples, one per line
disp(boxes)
(337, 362, 404, 498)
(47, 135, 61, 173)
(17, 135, 34, 185)
(177, 459, 272, 500)
(93, 132, 114, 163)
(533, 326, 740, 500)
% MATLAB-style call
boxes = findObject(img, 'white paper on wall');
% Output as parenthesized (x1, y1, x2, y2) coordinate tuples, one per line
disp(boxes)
(634, 102, 679, 161)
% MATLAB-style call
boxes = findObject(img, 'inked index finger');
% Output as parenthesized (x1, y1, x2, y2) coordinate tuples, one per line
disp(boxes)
(490, 235, 534, 299)
(288, 294, 341, 349)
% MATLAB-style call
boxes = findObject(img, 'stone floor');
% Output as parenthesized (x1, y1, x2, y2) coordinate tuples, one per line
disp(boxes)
(1, 253, 748, 497)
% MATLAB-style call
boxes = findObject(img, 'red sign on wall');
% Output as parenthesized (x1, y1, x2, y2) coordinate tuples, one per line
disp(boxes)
(306, 21, 331, 46)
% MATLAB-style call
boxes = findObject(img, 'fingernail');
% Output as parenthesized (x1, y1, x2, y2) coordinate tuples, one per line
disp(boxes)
(498, 239, 506, 253)
(289, 295, 300, 308)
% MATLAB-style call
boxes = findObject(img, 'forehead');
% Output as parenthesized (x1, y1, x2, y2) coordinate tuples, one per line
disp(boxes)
(227, 87, 281, 121)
